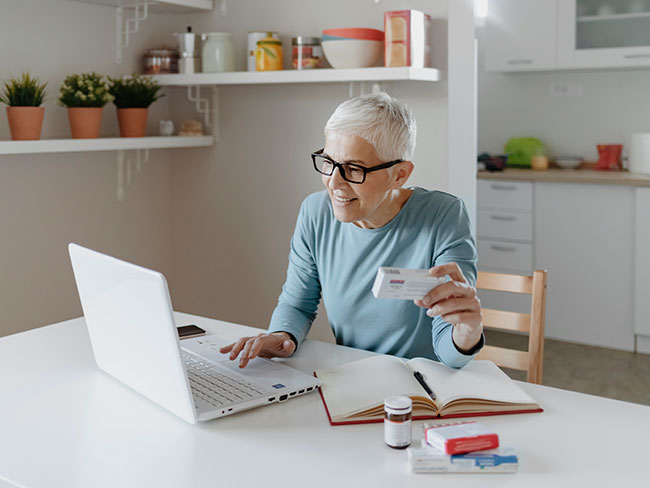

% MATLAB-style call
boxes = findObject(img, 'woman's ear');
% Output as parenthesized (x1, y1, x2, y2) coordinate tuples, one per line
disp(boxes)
(393, 161, 414, 187)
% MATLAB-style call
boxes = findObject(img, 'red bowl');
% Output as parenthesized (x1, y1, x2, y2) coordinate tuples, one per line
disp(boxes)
(322, 28, 384, 41)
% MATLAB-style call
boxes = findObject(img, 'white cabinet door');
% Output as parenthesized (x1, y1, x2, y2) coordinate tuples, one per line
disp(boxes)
(485, 0, 558, 72)
(534, 182, 636, 350)
(558, 0, 650, 69)
(635, 188, 650, 351)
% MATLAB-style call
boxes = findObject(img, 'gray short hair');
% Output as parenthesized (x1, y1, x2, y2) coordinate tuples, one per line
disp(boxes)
(324, 92, 416, 161)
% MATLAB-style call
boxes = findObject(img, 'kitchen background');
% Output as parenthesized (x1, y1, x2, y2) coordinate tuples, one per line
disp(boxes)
(0, 0, 475, 343)
(2, 0, 648, 404)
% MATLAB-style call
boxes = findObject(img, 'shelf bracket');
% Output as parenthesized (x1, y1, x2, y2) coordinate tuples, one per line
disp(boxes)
(348, 81, 384, 98)
(116, 148, 151, 203)
(186, 86, 219, 138)
(115, 1, 150, 64)
(219, 0, 228, 16)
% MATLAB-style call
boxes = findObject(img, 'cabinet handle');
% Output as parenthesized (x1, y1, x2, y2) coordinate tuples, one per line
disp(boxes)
(490, 184, 518, 191)
(507, 59, 533, 65)
(624, 54, 650, 59)
(490, 214, 517, 222)
(490, 244, 517, 252)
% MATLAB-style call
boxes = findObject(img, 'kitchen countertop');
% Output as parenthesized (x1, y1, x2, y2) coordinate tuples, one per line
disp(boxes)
(478, 167, 650, 187)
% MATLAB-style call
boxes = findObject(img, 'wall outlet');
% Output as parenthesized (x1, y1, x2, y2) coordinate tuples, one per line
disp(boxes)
(550, 82, 584, 96)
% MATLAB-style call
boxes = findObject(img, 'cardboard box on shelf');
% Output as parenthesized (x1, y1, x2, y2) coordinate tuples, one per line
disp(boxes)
(384, 10, 432, 68)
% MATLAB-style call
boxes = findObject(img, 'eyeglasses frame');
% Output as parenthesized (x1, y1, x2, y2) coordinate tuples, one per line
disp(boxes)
(311, 148, 405, 184)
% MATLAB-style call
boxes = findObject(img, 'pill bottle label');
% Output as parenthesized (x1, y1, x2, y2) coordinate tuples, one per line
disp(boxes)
(384, 418, 412, 448)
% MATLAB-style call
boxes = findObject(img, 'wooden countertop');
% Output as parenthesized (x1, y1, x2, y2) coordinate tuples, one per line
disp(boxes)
(478, 167, 650, 187)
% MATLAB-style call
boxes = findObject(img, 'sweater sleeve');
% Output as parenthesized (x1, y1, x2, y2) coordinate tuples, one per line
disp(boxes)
(267, 198, 322, 347)
(430, 198, 484, 369)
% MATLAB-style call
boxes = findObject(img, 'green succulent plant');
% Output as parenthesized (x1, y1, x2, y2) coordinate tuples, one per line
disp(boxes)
(0, 72, 47, 107)
(108, 73, 164, 109)
(58, 72, 113, 108)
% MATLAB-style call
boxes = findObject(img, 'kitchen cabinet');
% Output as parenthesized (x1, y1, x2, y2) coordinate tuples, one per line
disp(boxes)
(486, 0, 650, 71)
(635, 188, 650, 354)
(558, 0, 650, 69)
(478, 177, 642, 352)
(484, 0, 558, 72)
(477, 180, 534, 275)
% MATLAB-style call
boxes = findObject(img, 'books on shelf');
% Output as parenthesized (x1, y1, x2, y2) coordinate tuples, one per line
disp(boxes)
(313, 355, 542, 425)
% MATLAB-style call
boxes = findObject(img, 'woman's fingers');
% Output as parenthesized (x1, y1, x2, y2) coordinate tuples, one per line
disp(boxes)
(421, 280, 475, 308)
(428, 262, 467, 284)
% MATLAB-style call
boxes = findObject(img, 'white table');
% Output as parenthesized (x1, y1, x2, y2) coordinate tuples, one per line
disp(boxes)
(1, 312, 648, 487)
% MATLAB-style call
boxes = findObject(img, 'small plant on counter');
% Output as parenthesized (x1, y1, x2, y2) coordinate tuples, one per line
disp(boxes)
(108, 74, 164, 137)
(0, 72, 48, 140)
(57, 72, 113, 108)
(58, 72, 113, 139)
(107, 73, 164, 109)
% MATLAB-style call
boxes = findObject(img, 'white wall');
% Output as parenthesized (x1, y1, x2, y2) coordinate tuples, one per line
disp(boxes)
(0, 0, 182, 336)
(476, 26, 650, 161)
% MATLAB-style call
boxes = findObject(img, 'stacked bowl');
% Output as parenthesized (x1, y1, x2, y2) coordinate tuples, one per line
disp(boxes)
(321, 28, 384, 69)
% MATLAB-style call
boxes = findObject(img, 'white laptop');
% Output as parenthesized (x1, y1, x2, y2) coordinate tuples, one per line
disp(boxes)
(68, 243, 320, 424)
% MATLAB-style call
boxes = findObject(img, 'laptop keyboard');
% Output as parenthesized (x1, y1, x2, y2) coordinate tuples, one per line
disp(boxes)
(182, 351, 264, 408)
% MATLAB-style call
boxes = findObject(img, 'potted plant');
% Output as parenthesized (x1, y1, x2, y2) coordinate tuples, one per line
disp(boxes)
(0, 72, 47, 140)
(58, 72, 113, 139)
(108, 74, 164, 137)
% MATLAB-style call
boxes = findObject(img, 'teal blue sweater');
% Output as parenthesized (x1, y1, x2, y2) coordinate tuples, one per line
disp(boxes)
(268, 187, 481, 368)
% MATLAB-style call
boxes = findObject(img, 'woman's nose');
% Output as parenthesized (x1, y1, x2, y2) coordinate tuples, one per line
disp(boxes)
(327, 165, 348, 189)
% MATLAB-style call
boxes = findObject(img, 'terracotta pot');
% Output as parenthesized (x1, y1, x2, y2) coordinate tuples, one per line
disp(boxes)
(6, 106, 45, 140)
(116, 108, 148, 137)
(67, 107, 103, 139)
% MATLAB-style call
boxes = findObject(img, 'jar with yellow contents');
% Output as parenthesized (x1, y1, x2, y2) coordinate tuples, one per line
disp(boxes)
(255, 36, 283, 71)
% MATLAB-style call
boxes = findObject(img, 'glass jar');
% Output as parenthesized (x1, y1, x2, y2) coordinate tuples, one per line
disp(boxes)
(531, 147, 549, 171)
(143, 48, 179, 74)
(384, 396, 412, 449)
(201, 32, 236, 73)
(292, 36, 322, 70)
(256, 36, 283, 71)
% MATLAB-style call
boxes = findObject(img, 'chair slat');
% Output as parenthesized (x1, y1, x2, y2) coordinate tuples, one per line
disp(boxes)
(476, 271, 533, 294)
(482, 308, 531, 333)
(476, 345, 529, 371)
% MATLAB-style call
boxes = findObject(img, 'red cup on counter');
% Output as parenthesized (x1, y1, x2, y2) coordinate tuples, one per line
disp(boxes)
(595, 144, 623, 171)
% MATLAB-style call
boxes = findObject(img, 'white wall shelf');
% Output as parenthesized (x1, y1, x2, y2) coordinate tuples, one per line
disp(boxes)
(151, 67, 441, 86)
(0, 136, 214, 155)
(73, 0, 213, 14)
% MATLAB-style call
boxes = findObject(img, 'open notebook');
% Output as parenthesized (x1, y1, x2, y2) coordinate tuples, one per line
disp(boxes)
(314, 355, 542, 425)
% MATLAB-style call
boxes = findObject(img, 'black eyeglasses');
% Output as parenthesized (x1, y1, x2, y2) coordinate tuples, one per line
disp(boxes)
(311, 148, 404, 184)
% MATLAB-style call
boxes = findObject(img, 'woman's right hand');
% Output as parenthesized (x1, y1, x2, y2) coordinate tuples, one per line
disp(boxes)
(219, 332, 296, 368)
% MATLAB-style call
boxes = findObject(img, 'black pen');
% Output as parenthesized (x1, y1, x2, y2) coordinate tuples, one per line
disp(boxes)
(414, 370, 437, 401)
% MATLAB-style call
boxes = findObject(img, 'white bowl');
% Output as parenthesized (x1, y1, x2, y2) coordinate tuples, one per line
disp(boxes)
(322, 40, 383, 69)
(555, 157, 582, 169)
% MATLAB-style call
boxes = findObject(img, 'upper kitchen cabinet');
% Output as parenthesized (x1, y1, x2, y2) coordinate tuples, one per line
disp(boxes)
(558, 0, 650, 69)
(484, 0, 558, 72)
(486, 0, 650, 71)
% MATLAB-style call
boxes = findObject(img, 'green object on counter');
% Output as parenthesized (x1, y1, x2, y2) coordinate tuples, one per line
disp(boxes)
(504, 137, 545, 168)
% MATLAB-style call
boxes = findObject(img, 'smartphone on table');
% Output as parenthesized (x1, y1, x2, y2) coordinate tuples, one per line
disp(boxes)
(177, 324, 206, 340)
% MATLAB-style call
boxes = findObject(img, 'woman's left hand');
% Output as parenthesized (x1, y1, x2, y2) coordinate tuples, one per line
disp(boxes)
(414, 262, 483, 353)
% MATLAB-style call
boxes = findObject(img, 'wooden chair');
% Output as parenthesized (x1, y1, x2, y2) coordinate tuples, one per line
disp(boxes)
(475, 270, 548, 384)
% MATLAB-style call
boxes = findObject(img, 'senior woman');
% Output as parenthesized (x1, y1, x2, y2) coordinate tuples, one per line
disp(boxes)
(221, 92, 484, 369)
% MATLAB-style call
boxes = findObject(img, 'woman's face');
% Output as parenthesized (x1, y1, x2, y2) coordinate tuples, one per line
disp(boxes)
(322, 132, 409, 229)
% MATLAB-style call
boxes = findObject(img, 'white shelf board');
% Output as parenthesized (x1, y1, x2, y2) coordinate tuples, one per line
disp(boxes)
(152, 67, 441, 86)
(578, 12, 650, 22)
(72, 0, 213, 14)
(0, 136, 214, 155)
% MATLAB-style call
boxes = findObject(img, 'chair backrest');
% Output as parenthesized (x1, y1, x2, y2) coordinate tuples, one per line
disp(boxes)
(475, 270, 548, 384)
